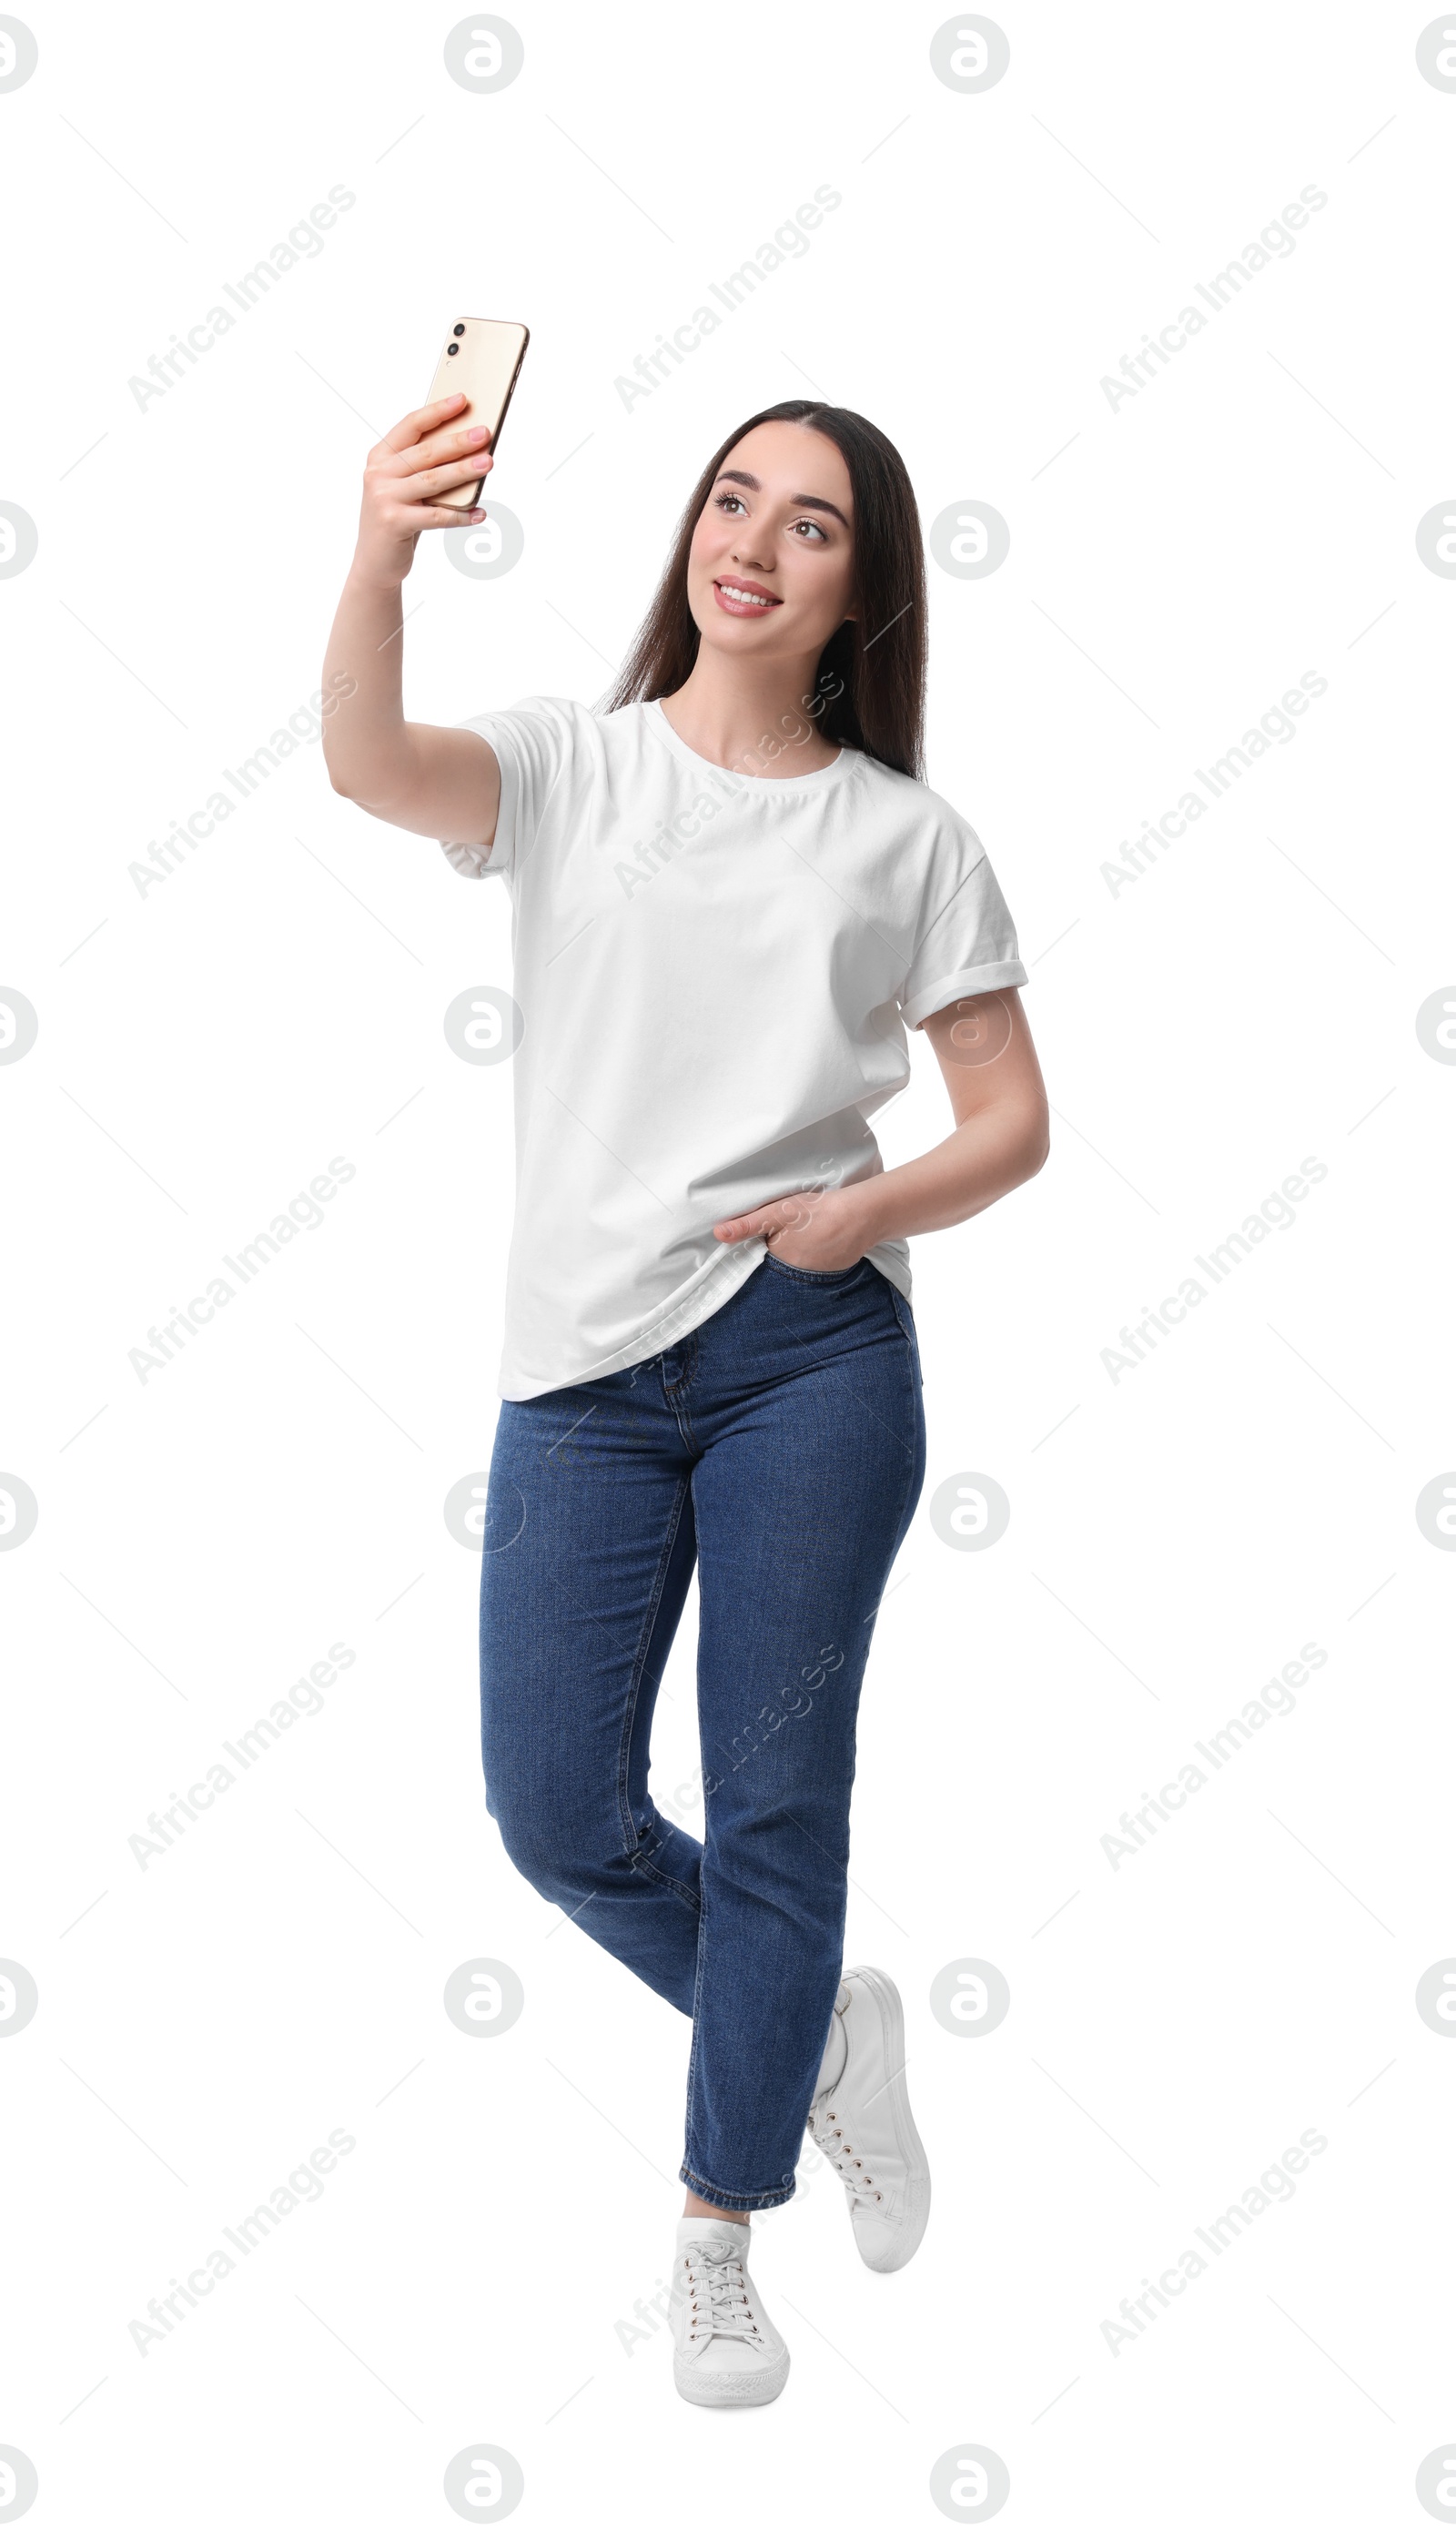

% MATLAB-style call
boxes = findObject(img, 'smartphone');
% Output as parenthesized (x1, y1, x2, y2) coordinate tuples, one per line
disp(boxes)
(424, 317, 530, 510)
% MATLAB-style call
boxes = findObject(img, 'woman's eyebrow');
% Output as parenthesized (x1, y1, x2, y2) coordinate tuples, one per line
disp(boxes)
(713, 467, 849, 529)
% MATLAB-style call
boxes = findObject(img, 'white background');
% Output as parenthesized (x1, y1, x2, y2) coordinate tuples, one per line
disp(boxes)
(4, 1, 1455, 2530)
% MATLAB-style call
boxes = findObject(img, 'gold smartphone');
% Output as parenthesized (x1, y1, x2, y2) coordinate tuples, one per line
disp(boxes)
(424, 317, 530, 509)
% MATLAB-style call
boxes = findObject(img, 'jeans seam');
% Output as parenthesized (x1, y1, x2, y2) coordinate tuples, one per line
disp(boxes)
(888, 1282, 923, 1380)
(682, 1796, 804, 2207)
(676, 2160, 796, 2212)
(886, 1327, 925, 1550)
(629, 1847, 701, 1909)
(614, 1472, 694, 1871)
(682, 1839, 711, 2159)
(662, 1324, 699, 1450)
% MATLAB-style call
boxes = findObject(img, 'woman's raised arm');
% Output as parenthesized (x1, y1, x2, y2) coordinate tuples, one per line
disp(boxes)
(321, 390, 501, 845)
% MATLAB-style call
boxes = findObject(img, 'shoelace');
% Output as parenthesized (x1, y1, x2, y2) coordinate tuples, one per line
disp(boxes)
(681, 2243, 765, 2347)
(807, 2101, 884, 2209)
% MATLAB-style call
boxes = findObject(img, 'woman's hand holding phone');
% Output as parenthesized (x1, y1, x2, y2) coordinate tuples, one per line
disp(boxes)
(322, 389, 502, 831)
(323, 339, 521, 835)
(352, 391, 493, 590)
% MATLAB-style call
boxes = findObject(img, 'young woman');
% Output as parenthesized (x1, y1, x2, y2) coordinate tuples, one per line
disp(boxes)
(322, 393, 1049, 2409)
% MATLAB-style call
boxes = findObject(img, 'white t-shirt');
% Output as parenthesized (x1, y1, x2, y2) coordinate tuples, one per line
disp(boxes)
(441, 696, 1027, 1401)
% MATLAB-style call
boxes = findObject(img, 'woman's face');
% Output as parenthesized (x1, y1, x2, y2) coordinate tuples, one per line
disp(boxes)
(684, 420, 856, 672)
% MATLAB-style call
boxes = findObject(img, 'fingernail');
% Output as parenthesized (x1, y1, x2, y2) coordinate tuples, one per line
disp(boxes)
(468, 427, 488, 442)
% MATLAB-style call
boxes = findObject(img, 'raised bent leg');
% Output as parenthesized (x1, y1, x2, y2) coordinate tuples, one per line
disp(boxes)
(478, 1367, 704, 2013)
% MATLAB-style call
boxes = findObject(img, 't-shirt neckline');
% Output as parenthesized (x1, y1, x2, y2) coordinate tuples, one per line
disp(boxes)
(642, 696, 852, 790)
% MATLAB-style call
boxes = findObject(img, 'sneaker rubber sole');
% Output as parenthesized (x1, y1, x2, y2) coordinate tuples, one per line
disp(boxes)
(672, 2345, 791, 2407)
(842, 1962, 931, 2272)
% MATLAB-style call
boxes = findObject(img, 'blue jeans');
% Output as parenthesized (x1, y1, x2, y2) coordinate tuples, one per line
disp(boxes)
(478, 1253, 926, 2210)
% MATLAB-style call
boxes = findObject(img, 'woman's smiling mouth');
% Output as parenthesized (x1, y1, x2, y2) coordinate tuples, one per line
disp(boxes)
(713, 577, 783, 615)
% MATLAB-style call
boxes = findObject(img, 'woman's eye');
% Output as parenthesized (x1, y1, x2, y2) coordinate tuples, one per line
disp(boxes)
(791, 518, 827, 541)
(715, 493, 745, 515)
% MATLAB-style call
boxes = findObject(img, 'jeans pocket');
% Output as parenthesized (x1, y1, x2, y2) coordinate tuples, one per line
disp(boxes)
(762, 1253, 869, 1288)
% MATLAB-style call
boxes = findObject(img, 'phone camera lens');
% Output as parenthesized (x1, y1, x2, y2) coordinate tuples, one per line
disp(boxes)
(446, 343, 458, 356)
(452, 324, 465, 338)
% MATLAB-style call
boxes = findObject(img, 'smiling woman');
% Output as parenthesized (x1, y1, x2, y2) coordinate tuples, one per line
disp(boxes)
(319, 386, 1050, 2414)
(606, 400, 927, 777)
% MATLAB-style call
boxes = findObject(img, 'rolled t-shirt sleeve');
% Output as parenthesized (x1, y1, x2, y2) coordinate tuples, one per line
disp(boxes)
(897, 821, 1029, 1029)
(439, 696, 574, 881)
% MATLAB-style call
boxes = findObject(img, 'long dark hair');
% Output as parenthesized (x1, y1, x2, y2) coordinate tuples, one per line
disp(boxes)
(605, 400, 927, 781)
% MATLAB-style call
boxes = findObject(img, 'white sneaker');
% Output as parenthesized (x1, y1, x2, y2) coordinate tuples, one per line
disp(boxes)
(807, 1965, 931, 2272)
(670, 2217, 790, 2407)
